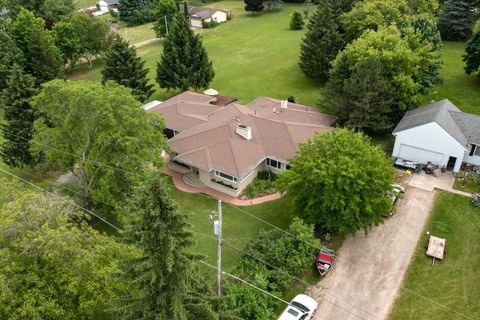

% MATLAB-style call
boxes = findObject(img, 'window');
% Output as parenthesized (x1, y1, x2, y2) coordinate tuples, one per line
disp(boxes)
(470, 144, 480, 157)
(476, 145, 480, 157)
(215, 171, 237, 182)
(266, 158, 282, 169)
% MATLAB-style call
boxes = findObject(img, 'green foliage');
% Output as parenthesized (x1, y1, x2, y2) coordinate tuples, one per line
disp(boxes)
(119, 0, 155, 26)
(464, 29, 480, 77)
(5, 0, 76, 22)
(117, 170, 217, 320)
(276, 129, 394, 234)
(153, 0, 178, 38)
(52, 19, 83, 70)
(324, 56, 395, 132)
(11, 8, 45, 56)
(30, 80, 168, 216)
(102, 35, 154, 102)
(407, 0, 440, 15)
(156, 14, 214, 91)
(0, 185, 137, 320)
(299, 0, 344, 82)
(329, 25, 439, 121)
(225, 218, 320, 319)
(202, 19, 220, 28)
(0, 25, 24, 92)
(1, 66, 38, 167)
(289, 11, 304, 30)
(264, 0, 283, 11)
(244, 0, 264, 13)
(438, 0, 476, 41)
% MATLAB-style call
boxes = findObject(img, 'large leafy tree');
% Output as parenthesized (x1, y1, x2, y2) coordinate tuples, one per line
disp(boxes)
(244, 0, 264, 13)
(5, 0, 76, 24)
(30, 80, 168, 215)
(276, 129, 394, 235)
(438, 0, 476, 41)
(1, 66, 38, 167)
(324, 57, 394, 132)
(117, 171, 218, 320)
(299, 0, 344, 82)
(52, 19, 83, 71)
(119, 0, 155, 26)
(329, 25, 439, 122)
(0, 183, 137, 320)
(102, 35, 154, 102)
(153, 0, 178, 38)
(464, 29, 480, 77)
(156, 14, 214, 91)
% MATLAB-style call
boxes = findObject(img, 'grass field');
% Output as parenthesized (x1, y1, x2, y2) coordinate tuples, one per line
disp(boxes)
(389, 192, 480, 320)
(77, 0, 96, 9)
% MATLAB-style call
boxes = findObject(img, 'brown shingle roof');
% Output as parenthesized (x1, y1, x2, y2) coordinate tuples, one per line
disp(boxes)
(151, 92, 336, 177)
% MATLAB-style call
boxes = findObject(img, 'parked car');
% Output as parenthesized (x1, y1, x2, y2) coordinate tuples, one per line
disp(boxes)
(278, 294, 318, 320)
(383, 184, 405, 217)
(394, 158, 419, 172)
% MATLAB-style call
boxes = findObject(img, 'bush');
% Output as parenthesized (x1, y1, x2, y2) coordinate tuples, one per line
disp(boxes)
(289, 11, 304, 30)
(241, 171, 277, 199)
(202, 19, 220, 28)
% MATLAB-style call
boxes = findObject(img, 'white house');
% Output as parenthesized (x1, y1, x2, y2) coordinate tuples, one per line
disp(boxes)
(146, 91, 336, 197)
(392, 99, 480, 172)
(187, 6, 228, 28)
(97, 0, 119, 13)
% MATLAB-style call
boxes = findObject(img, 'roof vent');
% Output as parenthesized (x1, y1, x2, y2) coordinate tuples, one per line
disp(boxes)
(236, 124, 252, 140)
(280, 99, 288, 109)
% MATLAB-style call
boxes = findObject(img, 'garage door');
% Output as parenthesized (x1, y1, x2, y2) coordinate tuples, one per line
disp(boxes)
(398, 144, 444, 165)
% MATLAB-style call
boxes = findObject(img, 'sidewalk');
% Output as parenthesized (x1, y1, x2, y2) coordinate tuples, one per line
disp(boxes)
(407, 171, 472, 197)
(163, 166, 282, 206)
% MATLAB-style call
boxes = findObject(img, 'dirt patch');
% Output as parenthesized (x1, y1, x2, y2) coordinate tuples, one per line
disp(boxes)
(310, 187, 435, 320)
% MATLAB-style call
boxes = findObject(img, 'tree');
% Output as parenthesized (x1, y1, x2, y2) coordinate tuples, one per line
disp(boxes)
(153, 0, 178, 38)
(117, 171, 217, 319)
(329, 25, 438, 120)
(323, 57, 394, 132)
(26, 28, 63, 83)
(438, 0, 476, 41)
(289, 11, 304, 30)
(52, 19, 83, 72)
(30, 80, 168, 216)
(0, 184, 137, 319)
(0, 26, 24, 92)
(1, 66, 38, 167)
(102, 35, 154, 102)
(276, 129, 394, 235)
(11, 7, 45, 55)
(464, 29, 480, 76)
(407, 0, 440, 15)
(5, 0, 76, 24)
(264, 0, 283, 11)
(156, 14, 214, 91)
(119, 0, 155, 25)
(244, 0, 264, 14)
(299, 0, 344, 82)
(303, 0, 313, 17)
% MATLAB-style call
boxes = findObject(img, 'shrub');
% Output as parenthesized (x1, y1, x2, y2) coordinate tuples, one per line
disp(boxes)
(202, 19, 220, 28)
(241, 171, 277, 199)
(289, 11, 304, 30)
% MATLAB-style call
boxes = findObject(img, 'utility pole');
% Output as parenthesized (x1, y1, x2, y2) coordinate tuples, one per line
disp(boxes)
(164, 15, 169, 37)
(210, 200, 222, 296)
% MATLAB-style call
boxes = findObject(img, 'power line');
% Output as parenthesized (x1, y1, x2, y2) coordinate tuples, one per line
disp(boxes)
(0, 168, 123, 233)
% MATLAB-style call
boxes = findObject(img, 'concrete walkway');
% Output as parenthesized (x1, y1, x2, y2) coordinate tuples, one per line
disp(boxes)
(163, 166, 282, 206)
(407, 171, 472, 197)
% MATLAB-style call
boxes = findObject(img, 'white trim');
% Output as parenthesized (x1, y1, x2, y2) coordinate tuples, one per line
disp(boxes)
(215, 170, 238, 182)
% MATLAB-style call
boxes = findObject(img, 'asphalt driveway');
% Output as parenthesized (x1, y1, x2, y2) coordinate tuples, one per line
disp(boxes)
(310, 186, 436, 320)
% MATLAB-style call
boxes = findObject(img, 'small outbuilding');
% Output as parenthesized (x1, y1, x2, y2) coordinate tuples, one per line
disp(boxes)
(187, 6, 227, 28)
(97, 0, 119, 13)
(392, 99, 480, 172)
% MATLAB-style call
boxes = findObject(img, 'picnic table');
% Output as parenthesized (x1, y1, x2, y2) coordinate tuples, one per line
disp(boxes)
(426, 235, 446, 266)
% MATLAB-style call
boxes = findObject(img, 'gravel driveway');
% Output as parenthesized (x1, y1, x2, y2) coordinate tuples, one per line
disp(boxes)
(310, 186, 435, 320)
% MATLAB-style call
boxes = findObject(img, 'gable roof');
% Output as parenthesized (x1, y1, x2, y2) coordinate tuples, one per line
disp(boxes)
(151, 92, 336, 177)
(393, 99, 480, 147)
(187, 6, 225, 20)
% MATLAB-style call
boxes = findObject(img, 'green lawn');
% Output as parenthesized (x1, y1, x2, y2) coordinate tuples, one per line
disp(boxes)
(77, 0, 96, 9)
(389, 192, 480, 320)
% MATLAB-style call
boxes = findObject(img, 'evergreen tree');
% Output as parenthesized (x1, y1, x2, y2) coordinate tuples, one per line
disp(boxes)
(119, 0, 154, 25)
(1, 66, 38, 167)
(0, 27, 24, 92)
(464, 29, 480, 77)
(118, 171, 217, 320)
(290, 11, 304, 30)
(438, 0, 476, 41)
(299, 0, 344, 82)
(264, 0, 283, 11)
(324, 57, 394, 133)
(156, 14, 214, 91)
(26, 28, 63, 84)
(244, 0, 264, 14)
(102, 35, 154, 102)
(153, 0, 179, 38)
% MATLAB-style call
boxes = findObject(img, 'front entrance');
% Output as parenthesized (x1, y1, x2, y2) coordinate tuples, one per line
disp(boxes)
(446, 156, 457, 171)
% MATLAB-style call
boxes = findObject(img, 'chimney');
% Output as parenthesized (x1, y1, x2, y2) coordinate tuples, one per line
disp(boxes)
(236, 124, 252, 140)
(280, 99, 288, 109)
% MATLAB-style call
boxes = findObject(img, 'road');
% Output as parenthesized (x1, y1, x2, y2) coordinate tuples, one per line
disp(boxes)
(310, 186, 435, 320)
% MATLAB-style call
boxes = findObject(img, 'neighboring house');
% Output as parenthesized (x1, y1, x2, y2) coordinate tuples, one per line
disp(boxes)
(392, 99, 480, 172)
(97, 0, 119, 13)
(187, 6, 228, 28)
(147, 91, 336, 197)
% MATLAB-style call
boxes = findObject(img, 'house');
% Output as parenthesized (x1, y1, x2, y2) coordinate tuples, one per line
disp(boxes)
(97, 0, 119, 13)
(147, 91, 336, 197)
(187, 6, 228, 28)
(392, 99, 480, 172)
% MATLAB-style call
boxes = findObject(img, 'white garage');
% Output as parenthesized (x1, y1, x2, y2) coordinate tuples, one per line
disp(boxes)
(392, 99, 480, 173)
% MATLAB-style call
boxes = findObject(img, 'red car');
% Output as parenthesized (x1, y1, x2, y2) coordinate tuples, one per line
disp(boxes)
(317, 248, 335, 276)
